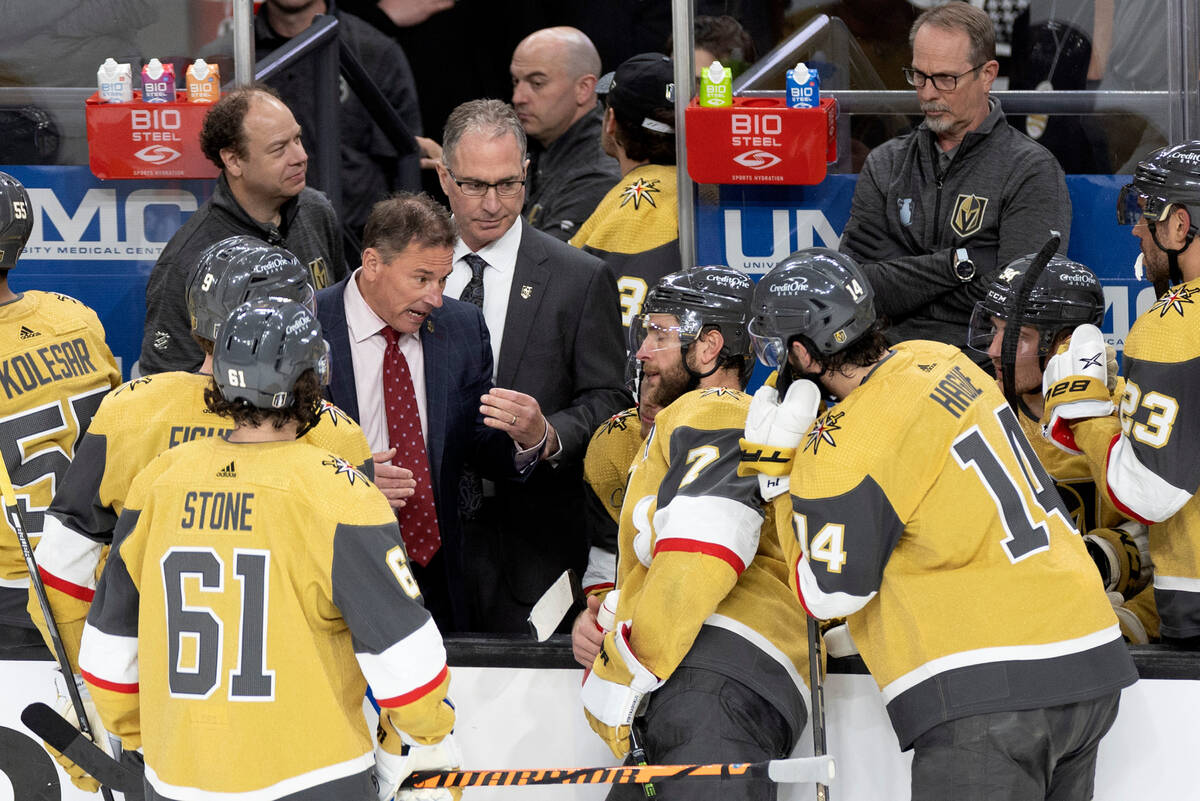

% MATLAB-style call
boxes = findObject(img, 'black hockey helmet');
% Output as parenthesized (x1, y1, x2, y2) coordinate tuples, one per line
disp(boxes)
(630, 265, 755, 383)
(1117, 140, 1200, 227)
(967, 253, 1103, 357)
(188, 235, 314, 342)
(0, 171, 33, 271)
(213, 299, 330, 410)
(748, 248, 876, 369)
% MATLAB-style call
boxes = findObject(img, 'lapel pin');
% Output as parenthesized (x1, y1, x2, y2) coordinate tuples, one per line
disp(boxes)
(520, 285, 533, 299)
(426, 319, 434, 333)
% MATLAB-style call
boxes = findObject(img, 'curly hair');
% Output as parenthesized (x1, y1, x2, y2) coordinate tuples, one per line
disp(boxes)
(609, 106, 676, 165)
(199, 83, 285, 171)
(204, 369, 323, 434)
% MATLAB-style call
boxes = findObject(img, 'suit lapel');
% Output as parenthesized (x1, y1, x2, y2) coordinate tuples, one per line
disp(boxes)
(496, 228, 550, 387)
(421, 309, 448, 484)
(318, 280, 360, 422)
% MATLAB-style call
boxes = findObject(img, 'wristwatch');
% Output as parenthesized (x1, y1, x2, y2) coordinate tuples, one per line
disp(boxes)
(953, 248, 976, 282)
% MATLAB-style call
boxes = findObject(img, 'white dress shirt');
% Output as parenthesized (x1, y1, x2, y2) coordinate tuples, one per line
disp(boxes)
(446, 216, 524, 377)
(341, 268, 428, 453)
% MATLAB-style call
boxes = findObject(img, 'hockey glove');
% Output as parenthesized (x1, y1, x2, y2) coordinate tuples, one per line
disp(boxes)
(374, 712, 463, 801)
(581, 621, 664, 759)
(739, 380, 821, 500)
(1084, 521, 1153, 599)
(1041, 324, 1114, 454)
(1109, 591, 1151, 645)
(44, 671, 110, 793)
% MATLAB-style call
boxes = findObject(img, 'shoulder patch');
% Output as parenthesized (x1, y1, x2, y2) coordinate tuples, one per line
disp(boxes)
(317, 399, 353, 426)
(323, 455, 367, 486)
(1149, 285, 1196, 318)
(804, 410, 844, 454)
(619, 178, 661, 210)
(113, 376, 154, 396)
(596, 408, 637, 438)
(699, 387, 743, 399)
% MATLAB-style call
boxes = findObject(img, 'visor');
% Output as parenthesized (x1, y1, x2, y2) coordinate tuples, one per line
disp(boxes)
(748, 318, 787, 369)
(966, 302, 999, 353)
(1116, 182, 1172, 225)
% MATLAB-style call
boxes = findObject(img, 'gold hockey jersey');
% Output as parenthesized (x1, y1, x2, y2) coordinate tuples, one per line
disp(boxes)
(581, 407, 642, 593)
(80, 437, 451, 800)
(1072, 277, 1200, 638)
(0, 291, 118, 626)
(606, 387, 810, 740)
(30, 370, 372, 668)
(785, 342, 1137, 748)
(570, 164, 680, 329)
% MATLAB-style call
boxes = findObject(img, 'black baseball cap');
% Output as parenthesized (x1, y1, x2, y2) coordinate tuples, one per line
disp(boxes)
(597, 53, 675, 134)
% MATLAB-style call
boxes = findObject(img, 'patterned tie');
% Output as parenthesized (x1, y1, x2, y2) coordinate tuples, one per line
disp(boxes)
(457, 253, 489, 519)
(461, 253, 488, 310)
(382, 327, 441, 566)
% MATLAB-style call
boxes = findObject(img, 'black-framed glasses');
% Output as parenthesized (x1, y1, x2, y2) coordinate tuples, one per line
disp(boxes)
(902, 63, 986, 91)
(445, 166, 525, 198)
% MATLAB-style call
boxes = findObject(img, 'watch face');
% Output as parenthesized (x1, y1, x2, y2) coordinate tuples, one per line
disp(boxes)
(955, 256, 975, 281)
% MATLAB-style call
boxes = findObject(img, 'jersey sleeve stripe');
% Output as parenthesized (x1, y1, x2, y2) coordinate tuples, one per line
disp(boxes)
(78, 624, 138, 689)
(357, 617, 447, 704)
(39, 566, 95, 602)
(653, 495, 761, 572)
(81, 667, 138, 694)
(375, 663, 448, 709)
(1105, 432, 1192, 524)
(582, 546, 617, 595)
(795, 553, 875, 620)
(654, 539, 746, 574)
(34, 517, 103, 593)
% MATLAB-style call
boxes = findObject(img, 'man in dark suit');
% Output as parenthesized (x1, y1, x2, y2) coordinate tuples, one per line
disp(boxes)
(317, 193, 551, 632)
(435, 99, 628, 633)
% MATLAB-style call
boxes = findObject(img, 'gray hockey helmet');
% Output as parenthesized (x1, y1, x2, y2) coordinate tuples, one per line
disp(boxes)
(748, 248, 876, 368)
(968, 253, 1104, 357)
(1117, 140, 1200, 227)
(212, 299, 330, 410)
(0, 172, 33, 271)
(188, 235, 314, 342)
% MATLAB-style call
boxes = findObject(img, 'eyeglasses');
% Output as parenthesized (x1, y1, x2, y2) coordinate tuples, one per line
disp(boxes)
(902, 63, 986, 91)
(445, 166, 525, 198)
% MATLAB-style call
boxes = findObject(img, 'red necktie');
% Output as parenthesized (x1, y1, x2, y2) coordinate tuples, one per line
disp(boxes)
(382, 327, 441, 566)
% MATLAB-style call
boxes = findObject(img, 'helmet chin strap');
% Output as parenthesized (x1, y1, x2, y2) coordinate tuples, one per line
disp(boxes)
(1147, 217, 1196, 287)
(680, 343, 720, 391)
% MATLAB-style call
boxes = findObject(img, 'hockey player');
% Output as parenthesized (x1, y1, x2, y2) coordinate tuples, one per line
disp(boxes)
(1045, 140, 1200, 648)
(581, 266, 810, 801)
(31, 235, 371, 672)
(0, 170, 120, 656)
(80, 299, 460, 801)
(967, 254, 1158, 641)
(743, 247, 1137, 800)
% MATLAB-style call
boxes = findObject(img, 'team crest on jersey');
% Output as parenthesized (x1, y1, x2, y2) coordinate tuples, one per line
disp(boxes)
(804, 410, 844, 454)
(51, 292, 81, 305)
(619, 178, 661, 210)
(699, 387, 741, 399)
(323, 456, 365, 485)
(950, 193, 989, 237)
(1150, 284, 1196, 317)
(113, 376, 153, 396)
(317, 400, 352, 426)
(598, 409, 635, 436)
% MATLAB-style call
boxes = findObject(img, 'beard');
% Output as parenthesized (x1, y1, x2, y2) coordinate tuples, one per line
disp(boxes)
(921, 103, 954, 133)
(642, 353, 692, 410)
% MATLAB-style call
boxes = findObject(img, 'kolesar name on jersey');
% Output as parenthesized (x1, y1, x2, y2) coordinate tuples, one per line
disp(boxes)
(0, 337, 102, 400)
(180, 491, 255, 532)
(928, 365, 985, 418)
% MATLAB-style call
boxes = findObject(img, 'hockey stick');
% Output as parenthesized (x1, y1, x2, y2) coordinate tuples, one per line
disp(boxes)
(808, 615, 830, 801)
(24, 699, 835, 792)
(21, 702, 142, 792)
(1, 460, 117, 801)
(1001, 232, 1061, 420)
(405, 755, 836, 789)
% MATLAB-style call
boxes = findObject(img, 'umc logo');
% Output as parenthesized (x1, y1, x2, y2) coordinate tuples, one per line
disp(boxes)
(720, 209, 840, 274)
(24, 186, 199, 260)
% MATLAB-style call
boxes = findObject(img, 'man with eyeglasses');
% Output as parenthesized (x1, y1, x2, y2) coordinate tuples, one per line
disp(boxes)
(435, 99, 627, 633)
(1042, 141, 1200, 649)
(839, 3, 1070, 373)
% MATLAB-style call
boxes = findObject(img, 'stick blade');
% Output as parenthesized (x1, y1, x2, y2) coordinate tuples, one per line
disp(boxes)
(766, 755, 836, 785)
(21, 702, 141, 792)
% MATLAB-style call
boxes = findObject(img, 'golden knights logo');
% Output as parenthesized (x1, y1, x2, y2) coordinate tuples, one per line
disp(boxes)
(308, 257, 331, 289)
(619, 178, 661, 210)
(699, 387, 742, 399)
(317, 399, 353, 426)
(323, 456, 365, 485)
(598, 409, 635, 436)
(1150, 284, 1196, 317)
(804, 410, 844, 454)
(113, 376, 153, 396)
(950, 193, 989, 237)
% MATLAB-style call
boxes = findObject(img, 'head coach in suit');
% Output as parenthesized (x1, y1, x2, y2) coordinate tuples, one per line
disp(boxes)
(435, 99, 628, 633)
(317, 193, 551, 632)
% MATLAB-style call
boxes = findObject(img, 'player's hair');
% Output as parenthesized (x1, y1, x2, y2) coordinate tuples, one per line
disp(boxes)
(910, 3, 996, 66)
(204, 369, 322, 432)
(794, 321, 889, 376)
(200, 84, 286, 170)
(362, 192, 457, 261)
(442, 99, 527, 169)
(609, 108, 676, 165)
(667, 15, 757, 69)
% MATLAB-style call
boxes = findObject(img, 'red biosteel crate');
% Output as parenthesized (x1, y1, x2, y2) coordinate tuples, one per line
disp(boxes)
(86, 90, 219, 180)
(685, 96, 837, 186)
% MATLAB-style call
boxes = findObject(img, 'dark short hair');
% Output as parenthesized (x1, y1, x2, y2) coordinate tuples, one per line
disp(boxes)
(910, 3, 996, 65)
(204, 369, 322, 432)
(199, 84, 285, 171)
(610, 107, 676, 165)
(795, 320, 889, 376)
(362, 192, 457, 260)
(693, 15, 757, 66)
